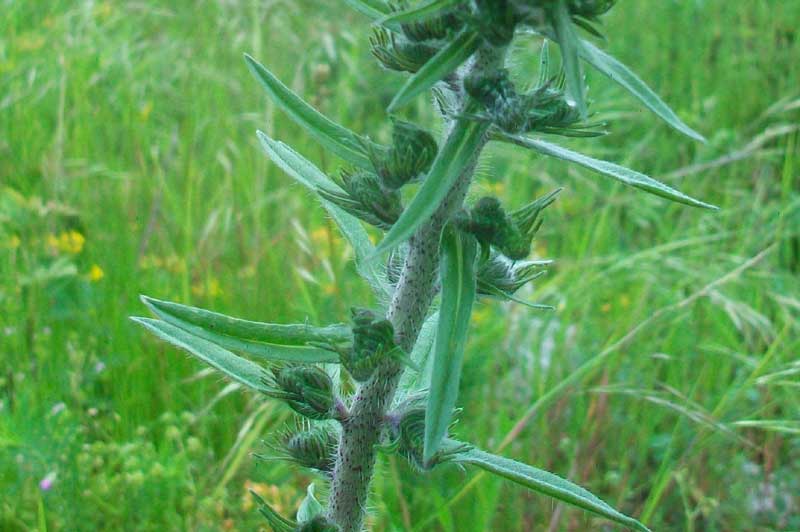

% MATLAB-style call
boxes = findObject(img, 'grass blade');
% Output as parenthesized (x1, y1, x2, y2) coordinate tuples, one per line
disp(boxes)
(388, 30, 480, 112)
(453, 445, 651, 532)
(424, 227, 477, 463)
(374, 116, 488, 256)
(245, 54, 373, 168)
(552, 1, 586, 118)
(343, 0, 389, 19)
(141, 295, 350, 345)
(499, 134, 718, 209)
(257, 131, 391, 297)
(579, 39, 705, 142)
(131, 317, 270, 393)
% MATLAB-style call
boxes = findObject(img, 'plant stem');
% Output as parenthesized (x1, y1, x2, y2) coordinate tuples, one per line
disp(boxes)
(327, 46, 505, 532)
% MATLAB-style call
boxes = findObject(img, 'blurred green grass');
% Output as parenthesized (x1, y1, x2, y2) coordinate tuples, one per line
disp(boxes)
(1, 1, 799, 530)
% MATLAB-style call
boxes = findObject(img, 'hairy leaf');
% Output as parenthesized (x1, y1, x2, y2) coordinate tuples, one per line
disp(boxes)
(131, 317, 270, 393)
(552, 1, 587, 118)
(374, 115, 488, 256)
(378, 0, 459, 26)
(424, 228, 477, 463)
(499, 134, 718, 209)
(398, 310, 439, 392)
(388, 30, 480, 112)
(579, 39, 705, 142)
(245, 54, 373, 168)
(257, 132, 392, 297)
(141, 295, 349, 345)
(138, 299, 339, 364)
(453, 446, 651, 532)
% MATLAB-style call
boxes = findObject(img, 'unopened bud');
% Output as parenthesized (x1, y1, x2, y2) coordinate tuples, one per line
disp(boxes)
(286, 425, 338, 472)
(297, 515, 340, 532)
(264, 366, 335, 420)
(319, 170, 402, 230)
(341, 308, 399, 382)
(368, 120, 438, 190)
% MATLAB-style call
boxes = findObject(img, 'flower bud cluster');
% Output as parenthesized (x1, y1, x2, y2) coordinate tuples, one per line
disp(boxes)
(263, 366, 336, 420)
(285, 424, 338, 473)
(319, 170, 402, 230)
(340, 308, 399, 382)
(297, 515, 340, 532)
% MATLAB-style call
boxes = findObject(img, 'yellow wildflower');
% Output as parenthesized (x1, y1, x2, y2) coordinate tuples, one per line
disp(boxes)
(601, 302, 612, 313)
(192, 278, 223, 298)
(47, 230, 85, 254)
(17, 33, 45, 52)
(7, 235, 21, 249)
(93, 2, 112, 20)
(619, 294, 631, 309)
(310, 226, 330, 247)
(88, 264, 105, 282)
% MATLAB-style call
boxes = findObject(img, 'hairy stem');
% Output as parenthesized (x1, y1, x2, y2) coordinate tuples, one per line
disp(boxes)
(327, 47, 505, 532)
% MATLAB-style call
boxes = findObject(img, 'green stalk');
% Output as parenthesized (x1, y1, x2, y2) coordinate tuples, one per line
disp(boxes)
(326, 46, 506, 532)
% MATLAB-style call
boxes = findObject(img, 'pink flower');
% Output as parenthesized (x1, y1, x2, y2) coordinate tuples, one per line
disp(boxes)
(39, 472, 56, 491)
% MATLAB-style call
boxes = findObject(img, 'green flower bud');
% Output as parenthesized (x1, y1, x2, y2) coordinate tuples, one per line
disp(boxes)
(387, 400, 470, 471)
(319, 169, 403, 230)
(367, 120, 438, 190)
(393, 1, 463, 42)
(370, 28, 439, 74)
(341, 308, 399, 382)
(464, 69, 528, 133)
(477, 252, 547, 297)
(264, 366, 336, 420)
(286, 425, 338, 472)
(296, 515, 340, 532)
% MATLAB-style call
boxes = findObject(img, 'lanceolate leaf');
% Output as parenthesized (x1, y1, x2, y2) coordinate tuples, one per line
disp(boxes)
(378, 0, 459, 27)
(131, 317, 270, 393)
(374, 115, 488, 256)
(141, 296, 350, 345)
(453, 446, 651, 532)
(499, 134, 718, 209)
(139, 299, 339, 363)
(398, 310, 439, 392)
(343, 0, 389, 19)
(257, 132, 392, 297)
(388, 30, 480, 113)
(245, 54, 373, 168)
(579, 39, 705, 142)
(424, 228, 477, 463)
(552, 0, 587, 118)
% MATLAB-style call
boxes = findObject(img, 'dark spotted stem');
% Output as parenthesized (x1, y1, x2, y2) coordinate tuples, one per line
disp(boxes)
(327, 45, 507, 532)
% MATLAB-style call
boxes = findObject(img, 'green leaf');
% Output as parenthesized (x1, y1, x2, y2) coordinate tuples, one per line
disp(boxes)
(388, 30, 480, 113)
(141, 295, 350, 345)
(499, 134, 718, 209)
(257, 131, 392, 297)
(398, 310, 439, 392)
(131, 317, 270, 393)
(296, 484, 324, 523)
(453, 446, 651, 532)
(245, 54, 373, 168)
(579, 39, 705, 142)
(343, 0, 389, 19)
(552, 1, 586, 118)
(378, 0, 459, 26)
(138, 299, 339, 364)
(374, 114, 488, 256)
(424, 227, 477, 463)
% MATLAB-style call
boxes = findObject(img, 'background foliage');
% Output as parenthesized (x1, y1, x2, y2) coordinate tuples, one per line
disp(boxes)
(1, 0, 799, 530)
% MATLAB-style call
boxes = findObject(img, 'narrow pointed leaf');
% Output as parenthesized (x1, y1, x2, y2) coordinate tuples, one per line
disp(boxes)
(453, 446, 651, 532)
(245, 54, 373, 168)
(257, 131, 391, 297)
(388, 30, 480, 112)
(343, 0, 389, 19)
(132, 317, 270, 393)
(499, 134, 718, 209)
(374, 116, 488, 256)
(141, 295, 350, 345)
(424, 228, 477, 463)
(552, 1, 586, 118)
(398, 310, 439, 392)
(579, 39, 705, 142)
(378, 0, 459, 26)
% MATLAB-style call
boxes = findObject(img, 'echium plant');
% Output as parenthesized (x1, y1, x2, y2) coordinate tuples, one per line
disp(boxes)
(133, 1, 716, 530)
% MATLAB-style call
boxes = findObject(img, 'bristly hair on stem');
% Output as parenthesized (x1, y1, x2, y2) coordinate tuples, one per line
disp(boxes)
(133, 1, 717, 531)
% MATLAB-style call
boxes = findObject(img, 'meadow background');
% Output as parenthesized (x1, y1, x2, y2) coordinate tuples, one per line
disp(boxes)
(2, 1, 799, 530)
